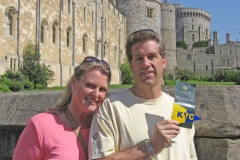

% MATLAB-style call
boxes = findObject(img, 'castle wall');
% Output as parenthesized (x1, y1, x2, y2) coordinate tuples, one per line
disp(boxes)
(0, 0, 126, 86)
(175, 7, 211, 47)
(176, 42, 240, 76)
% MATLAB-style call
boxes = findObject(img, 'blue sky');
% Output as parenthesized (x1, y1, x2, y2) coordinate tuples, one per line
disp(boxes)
(168, 0, 240, 44)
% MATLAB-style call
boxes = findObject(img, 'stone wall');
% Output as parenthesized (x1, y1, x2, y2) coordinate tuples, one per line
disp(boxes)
(0, 0, 126, 86)
(0, 86, 240, 160)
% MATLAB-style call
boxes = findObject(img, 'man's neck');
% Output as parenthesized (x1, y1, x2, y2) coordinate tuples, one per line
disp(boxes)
(130, 85, 162, 99)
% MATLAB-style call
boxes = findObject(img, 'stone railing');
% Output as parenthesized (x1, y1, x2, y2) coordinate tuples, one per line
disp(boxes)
(0, 86, 240, 160)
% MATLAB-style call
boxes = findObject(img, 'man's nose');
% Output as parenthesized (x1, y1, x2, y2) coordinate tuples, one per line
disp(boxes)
(142, 57, 150, 67)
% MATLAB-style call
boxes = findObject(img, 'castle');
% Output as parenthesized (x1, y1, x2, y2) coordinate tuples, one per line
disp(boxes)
(0, 0, 239, 86)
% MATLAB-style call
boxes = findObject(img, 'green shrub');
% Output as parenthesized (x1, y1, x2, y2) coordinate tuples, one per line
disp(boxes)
(35, 83, 43, 89)
(164, 80, 176, 85)
(176, 41, 188, 49)
(8, 80, 23, 92)
(120, 59, 134, 84)
(193, 41, 208, 47)
(0, 84, 10, 92)
(24, 79, 34, 90)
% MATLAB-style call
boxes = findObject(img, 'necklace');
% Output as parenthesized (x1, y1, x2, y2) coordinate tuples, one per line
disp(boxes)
(64, 108, 88, 159)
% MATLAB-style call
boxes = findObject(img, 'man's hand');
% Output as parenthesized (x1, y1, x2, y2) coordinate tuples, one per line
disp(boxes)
(150, 120, 180, 154)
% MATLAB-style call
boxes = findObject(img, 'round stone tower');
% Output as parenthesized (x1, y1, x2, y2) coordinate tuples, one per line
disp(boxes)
(116, 0, 161, 36)
(175, 6, 211, 47)
(161, 0, 177, 75)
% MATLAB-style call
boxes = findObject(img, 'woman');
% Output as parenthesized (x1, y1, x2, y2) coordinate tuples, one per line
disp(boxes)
(13, 56, 111, 160)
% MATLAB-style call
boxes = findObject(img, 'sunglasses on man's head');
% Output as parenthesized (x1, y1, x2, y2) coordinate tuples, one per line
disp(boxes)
(81, 56, 111, 71)
(129, 29, 158, 37)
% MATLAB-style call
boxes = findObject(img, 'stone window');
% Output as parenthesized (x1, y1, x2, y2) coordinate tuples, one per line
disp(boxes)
(146, 8, 153, 19)
(190, 12, 192, 17)
(227, 59, 229, 66)
(105, 18, 107, 31)
(10, 58, 17, 71)
(84, 6, 87, 23)
(52, 21, 59, 45)
(192, 25, 194, 30)
(184, 12, 186, 17)
(5, 7, 17, 36)
(104, 41, 108, 57)
(83, 33, 88, 53)
(61, 0, 64, 11)
(68, 0, 71, 15)
(192, 34, 195, 41)
(230, 49, 232, 55)
(187, 12, 189, 17)
(177, 34, 181, 41)
(223, 59, 225, 65)
(66, 27, 72, 48)
(92, 11, 94, 27)
(40, 19, 48, 44)
(187, 55, 191, 60)
(206, 65, 208, 70)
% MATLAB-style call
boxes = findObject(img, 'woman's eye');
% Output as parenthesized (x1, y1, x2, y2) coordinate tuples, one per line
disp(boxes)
(86, 84, 94, 88)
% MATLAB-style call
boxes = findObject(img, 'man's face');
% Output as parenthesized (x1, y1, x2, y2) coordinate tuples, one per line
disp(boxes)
(130, 40, 166, 87)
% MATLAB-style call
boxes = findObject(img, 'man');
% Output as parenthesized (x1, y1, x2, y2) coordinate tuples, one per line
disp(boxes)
(89, 30, 197, 160)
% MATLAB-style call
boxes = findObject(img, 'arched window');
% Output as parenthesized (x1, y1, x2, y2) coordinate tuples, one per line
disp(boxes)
(92, 11, 94, 27)
(68, 0, 71, 14)
(66, 27, 72, 48)
(192, 34, 195, 41)
(84, 6, 86, 23)
(6, 12, 13, 35)
(177, 34, 181, 41)
(83, 33, 88, 53)
(40, 19, 48, 44)
(5, 7, 17, 36)
(52, 21, 59, 45)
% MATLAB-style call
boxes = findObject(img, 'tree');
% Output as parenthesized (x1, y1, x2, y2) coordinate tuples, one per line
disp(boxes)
(20, 42, 55, 88)
(120, 59, 134, 84)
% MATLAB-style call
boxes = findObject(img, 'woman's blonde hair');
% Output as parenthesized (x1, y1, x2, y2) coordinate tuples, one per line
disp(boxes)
(47, 62, 111, 114)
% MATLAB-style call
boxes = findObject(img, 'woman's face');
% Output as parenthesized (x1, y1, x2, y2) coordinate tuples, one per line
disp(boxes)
(71, 69, 108, 113)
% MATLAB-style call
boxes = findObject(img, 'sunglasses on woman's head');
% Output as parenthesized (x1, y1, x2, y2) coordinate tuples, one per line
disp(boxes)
(129, 29, 158, 37)
(81, 56, 110, 71)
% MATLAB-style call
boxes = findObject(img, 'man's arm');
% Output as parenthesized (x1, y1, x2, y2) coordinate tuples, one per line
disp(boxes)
(93, 120, 180, 160)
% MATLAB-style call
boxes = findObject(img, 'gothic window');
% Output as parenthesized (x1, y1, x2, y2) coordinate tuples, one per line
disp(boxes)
(177, 34, 181, 41)
(6, 7, 17, 36)
(206, 65, 208, 70)
(61, 0, 64, 11)
(147, 8, 153, 19)
(84, 6, 86, 23)
(10, 58, 17, 71)
(92, 11, 94, 27)
(190, 12, 192, 17)
(187, 12, 189, 17)
(193, 12, 195, 17)
(192, 34, 195, 41)
(68, 0, 71, 14)
(83, 33, 88, 53)
(52, 21, 59, 45)
(40, 19, 48, 44)
(66, 27, 72, 48)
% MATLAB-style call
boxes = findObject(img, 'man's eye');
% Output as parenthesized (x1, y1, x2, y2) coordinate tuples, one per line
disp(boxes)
(99, 88, 106, 92)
